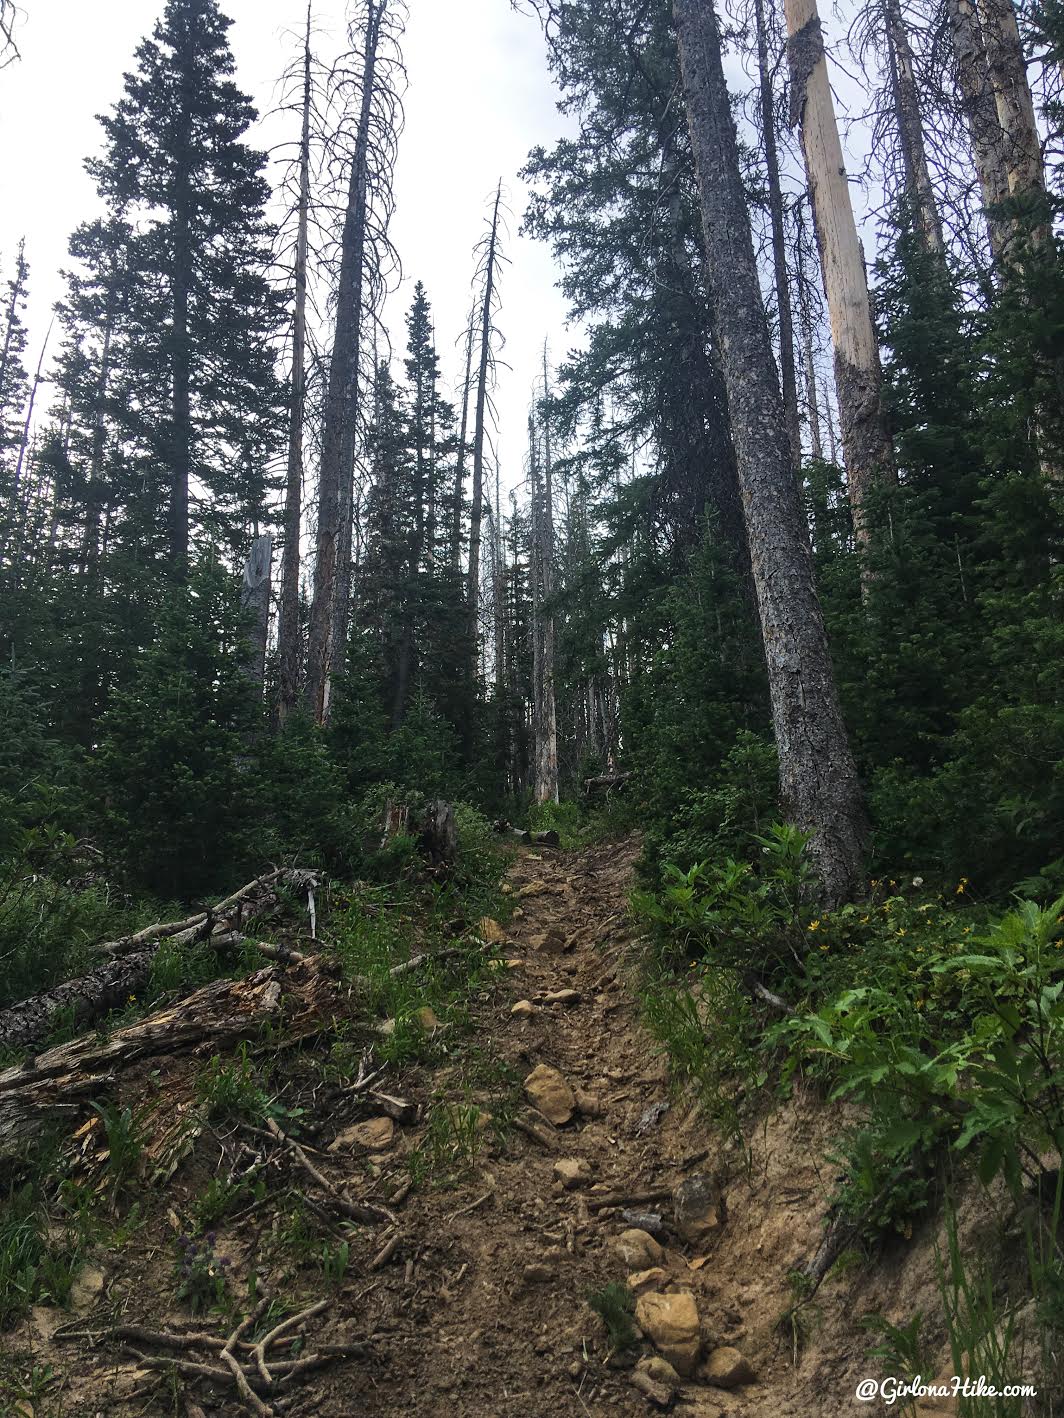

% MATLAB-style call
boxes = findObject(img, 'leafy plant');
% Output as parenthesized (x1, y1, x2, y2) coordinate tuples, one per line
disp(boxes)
(173, 1232, 232, 1316)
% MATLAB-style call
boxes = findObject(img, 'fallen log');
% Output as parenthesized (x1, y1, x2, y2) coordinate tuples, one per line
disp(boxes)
(0, 969, 292, 1157)
(0, 868, 318, 1053)
(583, 772, 631, 794)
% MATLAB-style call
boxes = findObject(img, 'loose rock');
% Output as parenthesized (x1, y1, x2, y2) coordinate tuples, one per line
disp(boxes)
(701, 1345, 755, 1389)
(627, 1266, 669, 1295)
(542, 988, 581, 1007)
(554, 1157, 592, 1189)
(629, 1370, 674, 1408)
(528, 928, 568, 954)
(517, 881, 548, 899)
(524, 1064, 575, 1125)
(637, 1355, 682, 1392)
(511, 999, 536, 1018)
(673, 1173, 722, 1245)
(574, 1087, 604, 1118)
(477, 917, 508, 945)
(329, 1116, 395, 1152)
(611, 1228, 664, 1270)
(634, 1290, 702, 1376)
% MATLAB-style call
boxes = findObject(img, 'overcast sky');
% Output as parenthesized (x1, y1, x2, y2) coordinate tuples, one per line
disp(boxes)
(0, 0, 577, 498)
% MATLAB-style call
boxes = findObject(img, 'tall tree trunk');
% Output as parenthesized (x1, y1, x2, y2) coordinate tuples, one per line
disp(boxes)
(754, 0, 802, 471)
(534, 351, 559, 806)
(78, 305, 113, 581)
(494, 464, 505, 697)
(948, 0, 1011, 261)
(241, 532, 273, 689)
(467, 181, 502, 654)
(450, 317, 474, 572)
(978, 0, 1046, 240)
(674, 0, 867, 905)
(784, 0, 894, 555)
(277, 3, 313, 725)
(2, 321, 51, 566)
(306, 0, 382, 724)
(170, 25, 194, 576)
(883, 0, 945, 255)
(795, 209, 824, 460)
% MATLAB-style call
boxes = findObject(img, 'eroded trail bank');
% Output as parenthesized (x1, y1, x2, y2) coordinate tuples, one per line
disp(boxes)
(6, 838, 898, 1417)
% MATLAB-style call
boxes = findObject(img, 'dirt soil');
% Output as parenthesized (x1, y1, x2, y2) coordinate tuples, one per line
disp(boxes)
(2, 838, 966, 1417)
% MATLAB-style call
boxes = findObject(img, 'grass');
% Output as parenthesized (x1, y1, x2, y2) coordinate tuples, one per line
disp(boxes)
(588, 1281, 639, 1351)
(196, 1044, 275, 1124)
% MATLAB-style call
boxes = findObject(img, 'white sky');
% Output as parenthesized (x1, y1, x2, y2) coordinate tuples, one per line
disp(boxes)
(0, 0, 577, 497)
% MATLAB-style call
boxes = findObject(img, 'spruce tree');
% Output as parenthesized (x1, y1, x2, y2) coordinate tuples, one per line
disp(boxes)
(83, 0, 283, 574)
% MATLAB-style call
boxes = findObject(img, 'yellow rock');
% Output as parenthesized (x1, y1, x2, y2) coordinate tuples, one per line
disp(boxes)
(477, 916, 508, 945)
(330, 1116, 395, 1152)
(635, 1290, 702, 1376)
(416, 1005, 441, 1031)
(524, 1063, 575, 1124)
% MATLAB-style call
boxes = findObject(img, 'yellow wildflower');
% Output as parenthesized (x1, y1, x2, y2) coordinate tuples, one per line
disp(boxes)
(808, 920, 820, 932)
(955, 878, 969, 895)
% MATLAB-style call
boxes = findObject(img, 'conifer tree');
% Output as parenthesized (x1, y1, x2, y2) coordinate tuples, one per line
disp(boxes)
(81, 0, 283, 575)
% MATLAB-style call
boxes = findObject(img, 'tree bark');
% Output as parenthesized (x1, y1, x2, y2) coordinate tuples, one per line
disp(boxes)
(277, 3, 313, 725)
(754, 0, 802, 472)
(978, 0, 1046, 240)
(883, 0, 945, 255)
(948, 0, 1012, 262)
(784, 0, 894, 554)
(241, 532, 273, 688)
(467, 181, 503, 652)
(305, 0, 382, 724)
(534, 351, 559, 805)
(674, 0, 867, 904)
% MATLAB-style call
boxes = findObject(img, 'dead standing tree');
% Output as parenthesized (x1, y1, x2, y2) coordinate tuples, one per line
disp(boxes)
(464, 182, 509, 669)
(783, 0, 895, 562)
(305, 0, 405, 725)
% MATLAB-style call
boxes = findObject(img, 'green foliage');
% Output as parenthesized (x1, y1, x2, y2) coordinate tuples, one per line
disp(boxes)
(196, 1045, 274, 1124)
(0, 1182, 88, 1329)
(410, 1100, 484, 1185)
(91, 1100, 147, 1196)
(587, 1281, 638, 1352)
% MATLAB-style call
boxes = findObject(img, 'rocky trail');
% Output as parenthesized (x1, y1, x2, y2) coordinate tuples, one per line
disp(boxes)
(5, 838, 902, 1417)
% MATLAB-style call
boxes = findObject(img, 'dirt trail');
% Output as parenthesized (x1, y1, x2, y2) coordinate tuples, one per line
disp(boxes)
(347, 837, 847, 1418)
(9, 838, 893, 1417)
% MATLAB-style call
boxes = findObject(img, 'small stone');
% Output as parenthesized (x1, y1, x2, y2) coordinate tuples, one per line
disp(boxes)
(636, 1355, 682, 1391)
(523, 1263, 553, 1285)
(524, 1064, 575, 1124)
(501, 882, 513, 895)
(629, 1370, 673, 1408)
(529, 928, 568, 954)
(627, 1266, 669, 1296)
(511, 999, 536, 1018)
(505, 958, 526, 969)
(329, 1116, 395, 1152)
(574, 1087, 604, 1118)
(554, 1157, 592, 1189)
(70, 1264, 106, 1312)
(673, 1173, 722, 1245)
(477, 916, 508, 945)
(611, 1228, 664, 1271)
(416, 1005, 441, 1031)
(517, 880, 548, 899)
(701, 1345, 755, 1389)
(542, 988, 581, 1007)
(634, 1290, 701, 1376)
(567, 1359, 583, 1380)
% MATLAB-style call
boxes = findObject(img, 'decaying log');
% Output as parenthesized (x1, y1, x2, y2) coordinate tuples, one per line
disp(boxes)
(0, 970, 291, 1158)
(583, 772, 631, 794)
(0, 868, 318, 1053)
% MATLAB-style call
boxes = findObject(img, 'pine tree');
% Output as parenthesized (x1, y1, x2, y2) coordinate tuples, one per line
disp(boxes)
(83, 0, 284, 574)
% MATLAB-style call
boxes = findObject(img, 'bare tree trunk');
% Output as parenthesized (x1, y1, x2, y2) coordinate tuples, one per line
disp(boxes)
(795, 207, 824, 460)
(78, 306, 113, 580)
(1, 321, 51, 566)
(241, 532, 273, 688)
(674, 0, 867, 905)
(883, 0, 945, 254)
(978, 0, 1046, 239)
(306, 0, 383, 724)
(948, 0, 1012, 261)
(450, 318, 474, 572)
(467, 182, 503, 654)
(277, 3, 313, 725)
(754, 0, 802, 472)
(535, 349, 559, 805)
(784, 0, 894, 556)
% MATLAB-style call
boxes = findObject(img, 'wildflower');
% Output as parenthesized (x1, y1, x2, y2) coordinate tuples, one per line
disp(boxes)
(955, 877, 969, 895)
(808, 920, 820, 932)
(861, 915, 870, 924)
(897, 928, 907, 937)
(914, 999, 925, 1010)
(127, 994, 137, 1004)
(911, 876, 924, 888)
